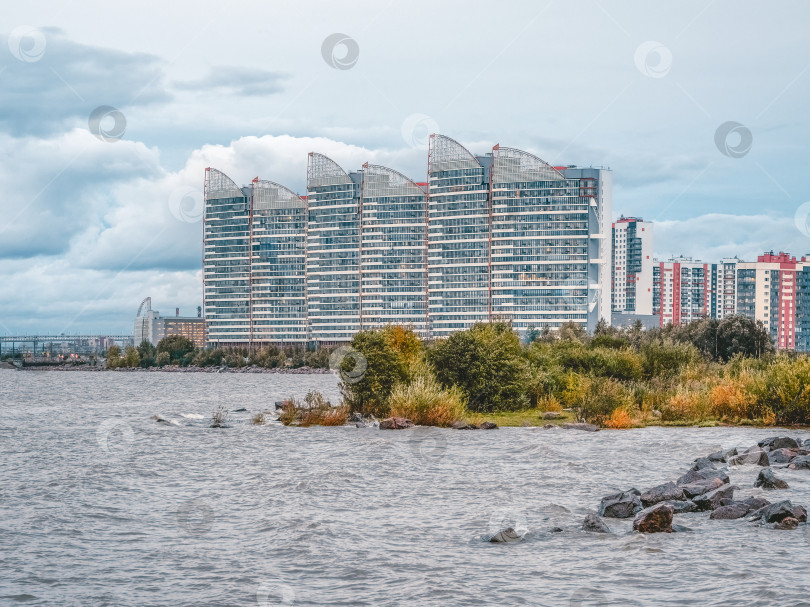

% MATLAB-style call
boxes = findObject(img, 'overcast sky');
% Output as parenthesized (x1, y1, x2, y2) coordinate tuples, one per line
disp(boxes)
(1, 0, 809, 334)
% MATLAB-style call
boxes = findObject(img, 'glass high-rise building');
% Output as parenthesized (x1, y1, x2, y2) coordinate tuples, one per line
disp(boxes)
(203, 135, 612, 346)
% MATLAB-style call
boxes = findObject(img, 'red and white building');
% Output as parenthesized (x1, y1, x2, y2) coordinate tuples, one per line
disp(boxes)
(653, 257, 709, 326)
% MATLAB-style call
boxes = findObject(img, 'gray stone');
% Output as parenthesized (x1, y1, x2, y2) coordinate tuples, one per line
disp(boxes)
(489, 527, 523, 543)
(582, 513, 611, 533)
(728, 448, 769, 467)
(710, 503, 751, 520)
(691, 457, 716, 471)
(754, 467, 789, 490)
(641, 482, 685, 507)
(768, 448, 800, 464)
(598, 489, 643, 519)
(788, 455, 810, 470)
(693, 484, 737, 511)
(677, 468, 730, 486)
(749, 500, 796, 524)
(680, 477, 725, 499)
(561, 422, 600, 432)
(633, 504, 674, 533)
(707, 447, 737, 462)
(792, 505, 807, 522)
(758, 436, 800, 450)
(480, 421, 498, 430)
(542, 411, 562, 419)
(662, 500, 698, 513)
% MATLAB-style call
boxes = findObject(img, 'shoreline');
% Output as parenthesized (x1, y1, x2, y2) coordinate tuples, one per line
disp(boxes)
(13, 365, 332, 374)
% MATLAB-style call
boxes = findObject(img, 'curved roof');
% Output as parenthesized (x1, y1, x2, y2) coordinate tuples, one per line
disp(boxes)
(252, 180, 305, 211)
(307, 152, 352, 189)
(362, 163, 426, 198)
(492, 146, 564, 182)
(428, 134, 481, 174)
(205, 168, 243, 199)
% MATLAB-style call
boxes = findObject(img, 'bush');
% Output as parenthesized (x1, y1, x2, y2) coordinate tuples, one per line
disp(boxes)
(641, 340, 701, 378)
(388, 373, 466, 427)
(211, 405, 228, 427)
(157, 335, 195, 365)
(605, 407, 633, 429)
(156, 352, 170, 367)
(757, 356, 810, 424)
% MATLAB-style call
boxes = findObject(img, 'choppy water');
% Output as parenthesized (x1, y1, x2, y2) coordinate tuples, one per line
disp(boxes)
(1, 369, 810, 606)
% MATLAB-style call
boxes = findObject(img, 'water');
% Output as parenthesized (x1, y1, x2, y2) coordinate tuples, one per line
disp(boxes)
(2, 369, 810, 607)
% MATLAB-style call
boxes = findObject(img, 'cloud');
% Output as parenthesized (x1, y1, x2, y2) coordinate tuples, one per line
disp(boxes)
(174, 65, 287, 96)
(0, 27, 170, 137)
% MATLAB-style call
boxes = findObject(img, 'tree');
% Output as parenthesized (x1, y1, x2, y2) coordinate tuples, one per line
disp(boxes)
(427, 321, 529, 412)
(137, 340, 157, 367)
(557, 321, 588, 343)
(716, 315, 775, 361)
(105, 345, 122, 369)
(157, 335, 195, 364)
(123, 346, 141, 368)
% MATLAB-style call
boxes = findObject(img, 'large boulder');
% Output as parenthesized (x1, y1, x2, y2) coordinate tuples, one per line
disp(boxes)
(758, 436, 800, 450)
(662, 500, 698, 513)
(691, 457, 716, 471)
(788, 455, 810, 470)
(640, 482, 685, 507)
(754, 467, 789, 490)
(792, 505, 808, 522)
(561, 422, 600, 432)
(582, 513, 611, 533)
(728, 447, 769, 467)
(677, 468, 729, 486)
(451, 421, 478, 430)
(707, 447, 737, 463)
(710, 503, 752, 520)
(633, 504, 674, 533)
(489, 527, 523, 543)
(741, 496, 771, 511)
(749, 500, 797, 524)
(680, 477, 725, 499)
(768, 448, 800, 465)
(694, 484, 737, 511)
(480, 421, 498, 430)
(380, 417, 414, 430)
(598, 489, 643, 519)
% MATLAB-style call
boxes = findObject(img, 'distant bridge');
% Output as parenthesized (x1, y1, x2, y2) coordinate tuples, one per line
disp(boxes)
(0, 335, 134, 356)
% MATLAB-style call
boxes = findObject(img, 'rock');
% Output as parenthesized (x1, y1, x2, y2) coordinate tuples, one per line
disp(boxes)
(633, 504, 674, 533)
(754, 467, 789, 490)
(489, 527, 523, 543)
(749, 500, 796, 524)
(741, 496, 771, 511)
(710, 503, 752, 520)
(598, 489, 642, 519)
(380, 417, 414, 430)
(758, 436, 800, 450)
(707, 447, 737, 462)
(788, 455, 810, 470)
(693, 484, 737, 511)
(480, 421, 498, 430)
(728, 448, 769, 467)
(451, 421, 478, 430)
(350, 412, 364, 423)
(233, 407, 247, 412)
(792, 505, 808, 522)
(354, 421, 367, 428)
(641, 482, 685, 507)
(542, 411, 562, 419)
(691, 457, 716, 471)
(662, 500, 698, 513)
(561, 422, 600, 432)
(550, 527, 564, 533)
(768, 448, 800, 464)
(676, 468, 729, 486)
(680, 477, 725, 499)
(773, 517, 799, 530)
(582, 513, 611, 533)
(543, 424, 556, 429)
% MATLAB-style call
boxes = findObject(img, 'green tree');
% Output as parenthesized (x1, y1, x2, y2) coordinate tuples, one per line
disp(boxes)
(427, 322, 529, 412)
(156, 335, 195, 364)
(156, 352, 170, 366)
(137, 340, 157, 367)
(123, 346, 141, 368)
(105, 345, 122, 369)
(716, 315, 775, 361)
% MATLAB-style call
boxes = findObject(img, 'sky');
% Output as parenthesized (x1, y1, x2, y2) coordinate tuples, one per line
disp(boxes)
(1, 0, 809, 334)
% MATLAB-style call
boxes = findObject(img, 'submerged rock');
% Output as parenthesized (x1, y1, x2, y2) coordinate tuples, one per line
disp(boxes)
(640, 482, 685, 507)
(773, 517, 799, 530)
(787, 455, 810, 470)
(451, 421, 478, 430)
(754, 467, 789, 490)
(758, 436, 800, 450)
(680, 477, 725, 499)
(480, 421, 498, 430)
(749, 500, 797, 524)
(691, 457, 716, 471)
(380, 417, 414, 430)
(561, 422, 600, 432)
(489, 527, 523, 543)
(710, 503, 751, 520)
(676, 468, 729, 486)
(693, 484, 737, 511)
(728, 448, 769, 467)
(707, 447, 737, 463)
(598, 489, 642, 519)
(633, 504, 674, 533)
(582, 513, 611, 533)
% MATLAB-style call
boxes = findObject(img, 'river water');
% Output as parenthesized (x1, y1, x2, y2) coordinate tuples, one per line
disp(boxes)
(1, 369, 810, 607)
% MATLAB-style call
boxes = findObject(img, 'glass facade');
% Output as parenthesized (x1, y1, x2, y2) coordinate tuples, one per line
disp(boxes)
(360, 164, 428, 336)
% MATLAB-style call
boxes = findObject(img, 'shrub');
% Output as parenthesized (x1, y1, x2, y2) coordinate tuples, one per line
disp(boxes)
(211, 405, 229, 427)
(641, 340, 701, 378)
(605, 407, 633, 429)
(576, 377, 635, 426)
(252, 412, 266, 425)
(388, 373, 466, 427)
(156, 352, 170, 367)
(660, 389, 711, 422)
(157, 335, 195, 364)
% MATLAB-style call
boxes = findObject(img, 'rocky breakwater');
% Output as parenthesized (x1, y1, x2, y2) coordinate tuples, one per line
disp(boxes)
(582, 435, 810, 534)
